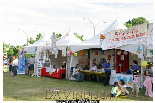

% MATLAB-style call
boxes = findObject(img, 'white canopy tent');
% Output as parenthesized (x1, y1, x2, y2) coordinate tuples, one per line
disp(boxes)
(24, 34, 51, 54)
(41, 32, 82, 51)
(24, 32, 82, 53)
(70, 19, 127, 53)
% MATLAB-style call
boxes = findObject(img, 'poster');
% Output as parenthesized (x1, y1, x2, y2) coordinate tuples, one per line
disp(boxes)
(116, 74, 133, 88)
(147, 23, 153, 50)
(18, 49, 26, 74)
(37, 59, 43, 77)
(101, 23, 147, 50)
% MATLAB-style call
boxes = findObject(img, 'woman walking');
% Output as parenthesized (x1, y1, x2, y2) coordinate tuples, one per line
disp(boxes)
(9, 58, 13, 72)
(143, 62, 153, 97)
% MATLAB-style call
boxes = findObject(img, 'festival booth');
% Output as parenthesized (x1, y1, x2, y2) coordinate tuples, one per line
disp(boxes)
(40, 33, 82, 79)
(101, 23, 151, 88)
(68, 20, 127, 79)
(24, 32, 82, 79)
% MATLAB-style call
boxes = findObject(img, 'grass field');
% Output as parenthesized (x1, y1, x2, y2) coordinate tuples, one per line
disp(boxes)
(3, 69, 153, 101)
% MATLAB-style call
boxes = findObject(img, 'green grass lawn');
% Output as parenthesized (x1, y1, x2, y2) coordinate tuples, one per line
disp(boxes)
(3, 70, 153, 101)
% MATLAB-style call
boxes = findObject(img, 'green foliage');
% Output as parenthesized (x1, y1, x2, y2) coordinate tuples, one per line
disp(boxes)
(56, 33, 62, 40)
(74, 32, 85, 41)
(3, 42, 22, 56)
(124, 17, 149, 28)
(28, 33, 42, 44)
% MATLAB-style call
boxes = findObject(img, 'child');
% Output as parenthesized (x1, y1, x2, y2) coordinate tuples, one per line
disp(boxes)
(111, 82, 121, 97)
(131, 71, 141, 97)
(119, 79, 129, 95)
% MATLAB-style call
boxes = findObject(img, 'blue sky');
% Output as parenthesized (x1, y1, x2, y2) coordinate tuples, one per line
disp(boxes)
(0, 0, 153, 46)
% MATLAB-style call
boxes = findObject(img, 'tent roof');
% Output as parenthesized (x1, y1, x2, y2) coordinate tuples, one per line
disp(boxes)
(24, 31, 82, 52)
(70, 19, 127, 52)
(56, 33, 82, 50)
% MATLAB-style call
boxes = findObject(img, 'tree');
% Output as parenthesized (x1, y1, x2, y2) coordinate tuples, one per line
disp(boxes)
(56, 33, 62, 40)
(74, 32, 85, 41)
(124, 17, 149, 28)
(28, 33, 42, 44)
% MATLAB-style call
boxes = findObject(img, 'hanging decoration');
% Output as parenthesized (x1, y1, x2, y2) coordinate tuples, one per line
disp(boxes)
(100, 34, 105, 45)
(84, 50, 87, 55)
(142, 61, 148, 67)
(95, 51, 98, 55)
(117, 51, 122, 55)
(136, 46, 142, 54)
(101, 50, 104, 55)
(123, 51, 128, 55)
(74, 53, 77, 56)
(150, 50, 153, 55)
(69, 51, 73, 55)
(80, 50, 84, 56)
(108, 55, 111, 58)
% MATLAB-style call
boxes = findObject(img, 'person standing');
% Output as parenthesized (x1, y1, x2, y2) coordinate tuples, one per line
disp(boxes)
(133, 60, 139, 72)
(12, 56, 18, 77)
(28, 55, 35, 76)
(103, 58, 111, 86)
(9, 58, 13, 72)
(143, 63, 153, 97)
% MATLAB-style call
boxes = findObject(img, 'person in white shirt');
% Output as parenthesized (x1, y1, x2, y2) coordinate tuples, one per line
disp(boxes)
(89, 63, 97, 71)
(89, 63, 97, 81)
(12, 56, 18, 77)
(28, 55, 35, 75)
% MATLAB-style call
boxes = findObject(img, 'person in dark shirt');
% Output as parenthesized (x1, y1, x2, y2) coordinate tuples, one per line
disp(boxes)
(103, 58, 111, 86)
(83, 64, 89, 70)
(62, 61, 66, 68)
(126, 65, 133, 74)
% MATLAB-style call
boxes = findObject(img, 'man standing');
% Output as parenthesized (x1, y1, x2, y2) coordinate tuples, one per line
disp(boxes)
(28, 55, 35, 76)
(103, 58, 111, 86)
(73, 64, 84, 82)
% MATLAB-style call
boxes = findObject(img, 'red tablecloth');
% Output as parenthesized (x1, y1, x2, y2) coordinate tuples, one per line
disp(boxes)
(41, 68, 66, 80)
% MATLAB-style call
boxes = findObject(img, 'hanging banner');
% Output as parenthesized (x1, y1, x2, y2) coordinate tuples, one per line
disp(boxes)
(18, 48, 26, 74)
(101, 23, 147, 50)
(147, 23, 153, 50)
(51, 34, 56, 48)
(62, 47, 66, 56)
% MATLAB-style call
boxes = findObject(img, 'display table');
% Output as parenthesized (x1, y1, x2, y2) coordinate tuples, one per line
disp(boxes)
(80, 70, 105, 77)
(110, 73, 136, 88)
(41, 68, 66, 80)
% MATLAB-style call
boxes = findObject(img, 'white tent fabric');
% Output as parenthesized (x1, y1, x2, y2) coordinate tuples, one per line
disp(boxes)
(24, 34, 51, 54)
(70, 19, 127, 53)
(56, 33, 82, 50)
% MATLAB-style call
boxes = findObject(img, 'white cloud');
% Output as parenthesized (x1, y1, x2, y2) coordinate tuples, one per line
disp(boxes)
(0, 0, 153, 46)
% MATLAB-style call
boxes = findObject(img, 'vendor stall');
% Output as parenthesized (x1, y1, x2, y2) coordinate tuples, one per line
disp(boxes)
(100, 23, 150, 88)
